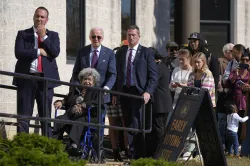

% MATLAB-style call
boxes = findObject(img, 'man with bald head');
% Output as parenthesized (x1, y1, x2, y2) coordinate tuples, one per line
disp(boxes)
(13, 6, 60, 137)
(71, 27, 116, 93)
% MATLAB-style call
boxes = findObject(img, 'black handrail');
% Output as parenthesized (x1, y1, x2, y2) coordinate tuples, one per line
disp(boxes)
(0, 70, 152, 161)
(0, 70, 143, 99)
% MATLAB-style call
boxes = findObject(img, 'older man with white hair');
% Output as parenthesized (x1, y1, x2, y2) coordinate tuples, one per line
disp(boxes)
(219, 43, 234, 77)
(217, 43, 234, 151)
(70, 27, 116, 155)
(71, 27, 116, 102)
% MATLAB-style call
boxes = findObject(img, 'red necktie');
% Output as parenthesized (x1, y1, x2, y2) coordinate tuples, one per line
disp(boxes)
(126, 49, 133, 87)
(37, 34, 43, 72)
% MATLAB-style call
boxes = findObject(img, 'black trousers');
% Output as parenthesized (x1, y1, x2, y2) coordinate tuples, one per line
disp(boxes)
(53, 113, 88, 145)
(146, 113, 168, 157)
(120, 86, 145, 159)
(17, 76, 53, 137)
(53, 110, 105, 148)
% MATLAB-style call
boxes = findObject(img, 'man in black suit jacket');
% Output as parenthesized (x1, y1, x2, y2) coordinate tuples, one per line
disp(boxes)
(146, 50, 173, 157)
(113, 25, 158, 158)
(13, 7, 60, 136)
(71, 27, 116, 103)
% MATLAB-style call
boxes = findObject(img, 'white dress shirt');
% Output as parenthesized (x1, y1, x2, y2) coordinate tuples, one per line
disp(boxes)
(30, 26, 48, 73)
(125, 43, 139, 86)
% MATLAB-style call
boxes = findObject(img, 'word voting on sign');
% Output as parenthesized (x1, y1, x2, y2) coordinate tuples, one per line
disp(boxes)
(154, 87, 227, 166)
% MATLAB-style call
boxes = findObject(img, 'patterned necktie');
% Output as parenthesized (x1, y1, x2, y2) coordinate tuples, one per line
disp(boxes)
(37, 33, 43, 72)
(126, 49, 133, 87)
(91, 50, 98, 68)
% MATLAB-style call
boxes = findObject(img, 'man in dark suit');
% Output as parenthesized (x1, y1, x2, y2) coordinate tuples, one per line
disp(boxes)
(113, 25, 158, 159)
(70, 27, 116, 151)
(146, 49, 173, 157)
(13, 7, 60, 136)
(71, 27, 116, 100)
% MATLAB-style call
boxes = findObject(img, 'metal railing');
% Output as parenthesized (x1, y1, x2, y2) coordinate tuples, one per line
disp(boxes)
(0, 70, 152, 162)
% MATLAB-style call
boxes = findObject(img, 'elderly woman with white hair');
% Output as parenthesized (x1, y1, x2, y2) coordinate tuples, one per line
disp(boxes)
(52, 67, 103, 149)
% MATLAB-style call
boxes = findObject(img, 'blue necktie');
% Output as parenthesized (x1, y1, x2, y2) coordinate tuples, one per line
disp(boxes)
(126, 49, 133, 87)
(91, 50, 98, 68)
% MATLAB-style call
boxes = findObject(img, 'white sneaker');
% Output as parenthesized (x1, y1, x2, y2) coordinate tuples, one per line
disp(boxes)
(238, 145, 241, 152)
(70, 143, 77, 149)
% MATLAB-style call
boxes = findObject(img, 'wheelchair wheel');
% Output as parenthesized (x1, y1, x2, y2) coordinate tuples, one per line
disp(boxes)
(100, 150, 106, 163)
(88, 149, 98, 163)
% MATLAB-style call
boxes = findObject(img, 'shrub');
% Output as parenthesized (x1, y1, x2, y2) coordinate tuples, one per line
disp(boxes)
(0, 133, 86, 166)
(131, 158, 182, 166)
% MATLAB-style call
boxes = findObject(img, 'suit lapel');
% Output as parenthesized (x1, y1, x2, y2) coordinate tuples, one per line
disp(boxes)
(96, 46, 105, 69)
(121, 46, 128, 74)
(27, 27, 35, 48)
(134, 44, 142, 67)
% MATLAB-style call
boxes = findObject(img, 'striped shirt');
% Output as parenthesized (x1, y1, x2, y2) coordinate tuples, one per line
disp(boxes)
(187, 68, 216, 107)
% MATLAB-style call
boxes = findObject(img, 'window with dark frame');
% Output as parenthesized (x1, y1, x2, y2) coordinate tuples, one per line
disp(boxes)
(121, 0, 136, 41)
(170, 0, 231, 57)
(66, 0, 85, 58)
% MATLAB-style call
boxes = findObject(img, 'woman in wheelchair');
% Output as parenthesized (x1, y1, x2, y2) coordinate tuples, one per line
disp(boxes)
(52, 68, 103, 150)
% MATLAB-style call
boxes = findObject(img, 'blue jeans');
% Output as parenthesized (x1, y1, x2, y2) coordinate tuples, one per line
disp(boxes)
(227, 129, 239, 155)
(218, 113, 227, 147)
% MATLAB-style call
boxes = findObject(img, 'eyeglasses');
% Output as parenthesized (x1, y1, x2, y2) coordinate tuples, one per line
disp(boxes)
(91, 35, 102, 40)
(226, 50, 233, 53)
(170, 48, 179, 52)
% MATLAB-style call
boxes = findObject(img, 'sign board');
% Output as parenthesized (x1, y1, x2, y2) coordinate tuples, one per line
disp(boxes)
(154, 87, 226, 166)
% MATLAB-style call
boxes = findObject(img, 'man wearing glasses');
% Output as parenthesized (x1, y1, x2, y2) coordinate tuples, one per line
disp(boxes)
(165, 41, 180, 76)
(71, 27, 116, 96)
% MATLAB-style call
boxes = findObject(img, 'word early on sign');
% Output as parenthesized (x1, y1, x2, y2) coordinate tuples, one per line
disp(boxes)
(154, 87, 227, 166)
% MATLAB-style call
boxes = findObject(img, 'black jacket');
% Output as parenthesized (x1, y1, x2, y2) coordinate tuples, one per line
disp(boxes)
(206, 51, 220, 90)
(152, 62, 173, 113)
(61, 88, 104, 116)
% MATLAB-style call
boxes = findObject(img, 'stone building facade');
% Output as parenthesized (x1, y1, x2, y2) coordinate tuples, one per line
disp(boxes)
(0, 0, 249, 138)
(0, 0, 169, 137)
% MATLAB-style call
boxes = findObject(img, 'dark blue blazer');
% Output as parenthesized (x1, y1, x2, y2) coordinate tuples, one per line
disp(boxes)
(13, 27, 60, 89)
(71, 45, 117, 103)
(114, 45, 158, 96)
(71, 45, 116, 89)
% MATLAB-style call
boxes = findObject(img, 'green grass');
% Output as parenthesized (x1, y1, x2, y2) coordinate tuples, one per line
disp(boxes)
(182, 156, 250, 166)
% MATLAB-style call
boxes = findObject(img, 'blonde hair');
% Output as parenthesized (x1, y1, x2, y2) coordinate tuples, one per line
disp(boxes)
(192, 52, 209, 73)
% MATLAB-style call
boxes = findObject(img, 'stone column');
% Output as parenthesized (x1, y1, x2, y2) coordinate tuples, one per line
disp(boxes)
(174, 0, 200, 45)
(136, 0, 170, 55)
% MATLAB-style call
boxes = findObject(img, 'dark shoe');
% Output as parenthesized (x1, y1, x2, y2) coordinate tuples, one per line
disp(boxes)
(113, 149, 123, 162)
(125, 148, 132, 159)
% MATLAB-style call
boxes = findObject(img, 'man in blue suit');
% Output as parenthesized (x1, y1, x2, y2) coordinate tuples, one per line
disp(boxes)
(113, 25, 158, 159)
(13, 7, 60, 137)
(70, 27, 116, 152)
(71, 27, 116, 100)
